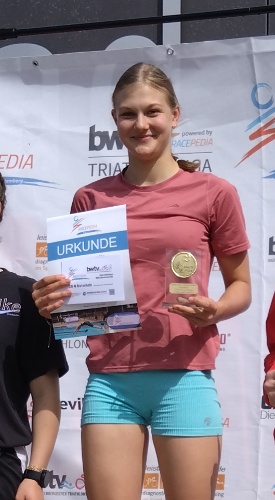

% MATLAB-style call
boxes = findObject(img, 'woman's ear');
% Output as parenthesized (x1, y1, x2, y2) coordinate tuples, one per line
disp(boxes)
(111, 109, 117, 125)
(172, 105, 180, 129)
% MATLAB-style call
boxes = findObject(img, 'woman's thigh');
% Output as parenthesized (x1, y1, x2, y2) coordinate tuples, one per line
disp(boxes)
(82, 423, 149, 500)
(153, 434, 222, 500)
(149, 370, 222, 500)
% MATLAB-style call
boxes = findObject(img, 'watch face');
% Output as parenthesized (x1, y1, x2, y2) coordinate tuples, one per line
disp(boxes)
(40, 469, 49, 488)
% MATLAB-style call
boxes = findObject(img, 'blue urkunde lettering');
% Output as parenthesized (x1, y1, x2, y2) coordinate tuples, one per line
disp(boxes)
(47, 230, 128, 261)
(57, 237, 117, 256)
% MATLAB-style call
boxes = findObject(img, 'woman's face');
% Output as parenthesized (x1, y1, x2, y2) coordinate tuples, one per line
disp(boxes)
(112, 83, 179, 162)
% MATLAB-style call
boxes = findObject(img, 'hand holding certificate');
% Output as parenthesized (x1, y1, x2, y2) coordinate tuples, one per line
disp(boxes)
(47, 205, 141, 339)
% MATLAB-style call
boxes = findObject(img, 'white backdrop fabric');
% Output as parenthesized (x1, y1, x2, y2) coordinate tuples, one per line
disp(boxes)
(0, 36, 275, 499)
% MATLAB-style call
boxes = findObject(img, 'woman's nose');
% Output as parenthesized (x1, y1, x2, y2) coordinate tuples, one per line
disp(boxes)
(134, 113, 148, 130)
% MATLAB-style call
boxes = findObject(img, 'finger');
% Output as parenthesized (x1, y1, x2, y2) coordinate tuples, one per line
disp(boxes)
(177, 296, 207, 311)
(32, 275, 68, 291)
(39, 299, 66, 318)
(170, 304, 205, 316)
(168, 309, 203, 326)
(169, 308, 206, 327)
(35, 288, 72, 308)
(32, 279, 71, 302)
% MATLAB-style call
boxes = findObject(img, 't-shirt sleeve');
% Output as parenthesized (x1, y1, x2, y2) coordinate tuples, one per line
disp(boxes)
(71, 185, 96, 214)
(17, 279, 69, 383)
(209, 177, 250, 257)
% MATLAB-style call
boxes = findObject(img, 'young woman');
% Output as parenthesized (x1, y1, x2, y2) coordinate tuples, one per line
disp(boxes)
(32, 63, 251, 500)
(0, 173, 68, 500)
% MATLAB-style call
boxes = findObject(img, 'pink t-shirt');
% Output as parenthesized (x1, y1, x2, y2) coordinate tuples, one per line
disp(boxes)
(71, 168, 250, 372)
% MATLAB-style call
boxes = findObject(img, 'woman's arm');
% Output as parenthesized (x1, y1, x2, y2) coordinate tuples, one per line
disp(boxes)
(15, 369, 61, 500)
(169, 250, 251, 326)
(213, 250, 251, 321)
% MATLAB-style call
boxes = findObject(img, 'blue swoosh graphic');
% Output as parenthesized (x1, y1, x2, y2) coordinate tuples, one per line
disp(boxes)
(263, 170, 275, 179)
(3, 176, 61, 189)
(246, 106, 275, 131)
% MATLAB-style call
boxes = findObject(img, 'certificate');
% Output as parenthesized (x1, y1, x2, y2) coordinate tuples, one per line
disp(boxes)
(47, 205, 141, 338)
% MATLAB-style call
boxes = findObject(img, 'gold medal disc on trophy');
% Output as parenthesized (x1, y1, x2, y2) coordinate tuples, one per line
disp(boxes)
(171, 251, 197, 278)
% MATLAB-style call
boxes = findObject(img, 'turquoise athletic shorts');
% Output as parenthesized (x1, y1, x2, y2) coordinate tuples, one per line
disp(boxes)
(81, 370, 222, 437)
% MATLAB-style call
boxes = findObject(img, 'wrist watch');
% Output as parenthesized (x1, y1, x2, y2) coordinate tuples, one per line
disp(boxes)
(22, 468, 49, 488)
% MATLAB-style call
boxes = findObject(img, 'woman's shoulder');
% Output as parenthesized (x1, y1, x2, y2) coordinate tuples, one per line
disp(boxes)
(181, 168, 236, 193)
(0, 269, 35, 298)
(71, 173, 123, 212)
(0, 269, 34, 286)
(193, 170, 237, 194)
(74, 173, 122, 197)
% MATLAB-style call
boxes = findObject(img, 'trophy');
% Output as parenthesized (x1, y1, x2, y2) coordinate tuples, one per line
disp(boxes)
(162, 249, 201, 307)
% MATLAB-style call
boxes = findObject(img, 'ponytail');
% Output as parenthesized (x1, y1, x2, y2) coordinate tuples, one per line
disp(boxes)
(173, 156, 200, 173)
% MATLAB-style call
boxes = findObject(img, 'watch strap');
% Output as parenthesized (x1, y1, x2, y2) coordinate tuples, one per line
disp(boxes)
(22, 468, 48, 488)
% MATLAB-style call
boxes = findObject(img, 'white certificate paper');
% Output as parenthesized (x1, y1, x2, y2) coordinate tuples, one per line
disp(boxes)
(47, 205, 141, 339)
(61, 253, 125, 303)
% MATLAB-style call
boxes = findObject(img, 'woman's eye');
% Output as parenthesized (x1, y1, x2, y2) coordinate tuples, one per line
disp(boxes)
(120, 112, 134, 118)
(148, 109, 160, 116)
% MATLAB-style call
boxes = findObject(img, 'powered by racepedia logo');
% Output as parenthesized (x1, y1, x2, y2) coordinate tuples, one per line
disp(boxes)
(236, 83, 275, 169)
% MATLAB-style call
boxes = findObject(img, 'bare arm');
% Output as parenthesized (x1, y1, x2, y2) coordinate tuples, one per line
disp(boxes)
(15, 369, 61, 500)
(169, 251, 251, 326)
(212, 250, 251, 321)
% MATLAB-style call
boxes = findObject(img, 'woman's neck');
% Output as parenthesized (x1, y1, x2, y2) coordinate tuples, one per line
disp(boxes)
(124, 155, 180, 186)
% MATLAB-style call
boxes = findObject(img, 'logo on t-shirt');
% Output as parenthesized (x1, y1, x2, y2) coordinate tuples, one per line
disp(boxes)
(0, 297, 21, 316)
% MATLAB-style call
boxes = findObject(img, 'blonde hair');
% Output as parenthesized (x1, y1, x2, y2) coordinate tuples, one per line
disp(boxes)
(112, 62, 200, 173)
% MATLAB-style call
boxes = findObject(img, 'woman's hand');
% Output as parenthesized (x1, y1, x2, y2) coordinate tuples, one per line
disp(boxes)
(32, 275, 72, 318)
(168, 295, 218, 327)
(264, 370, 275, 408)
(15, 479, 44, 500)
(168, 252, 251, 327)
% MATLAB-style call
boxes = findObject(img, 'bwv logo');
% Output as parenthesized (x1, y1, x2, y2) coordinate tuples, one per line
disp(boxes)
(45, 471, 67, 489)
(89, 125, 124, 151)
(87, 266, 99, 272)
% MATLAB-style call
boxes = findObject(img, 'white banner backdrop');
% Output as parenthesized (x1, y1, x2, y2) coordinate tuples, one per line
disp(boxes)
(0, 36, 275, 499)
